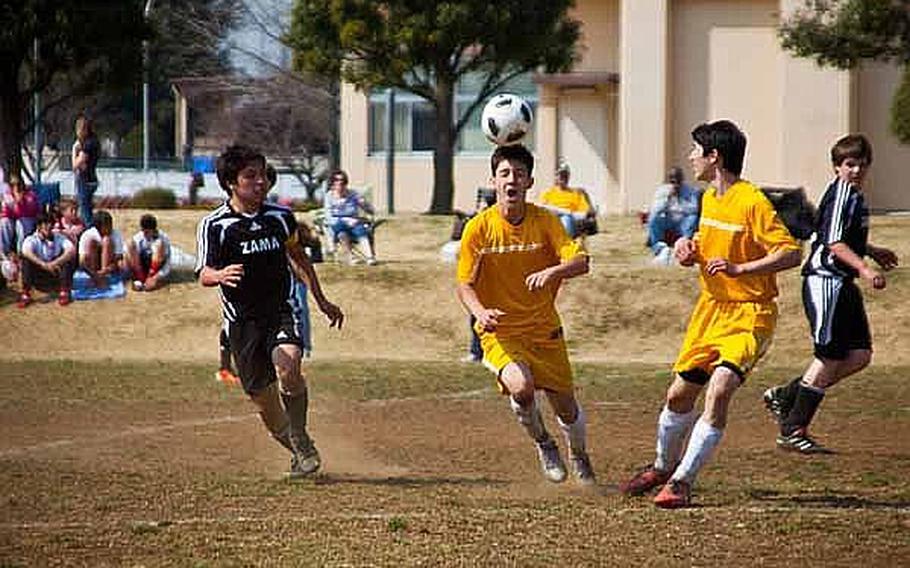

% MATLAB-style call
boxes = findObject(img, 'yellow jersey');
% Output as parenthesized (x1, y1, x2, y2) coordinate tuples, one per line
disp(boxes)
(695, 180, 800, 302)
(539, 186, 591, 214)
(457, 204, 586, 338)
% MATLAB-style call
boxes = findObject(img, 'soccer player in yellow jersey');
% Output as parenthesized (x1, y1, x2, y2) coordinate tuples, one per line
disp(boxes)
(538, 162, 594, 239)
(620, 120, 802, 508)
(456, 144, 594, 485)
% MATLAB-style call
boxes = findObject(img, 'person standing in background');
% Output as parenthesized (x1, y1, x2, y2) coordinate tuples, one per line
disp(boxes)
(72, 116, 100, 227)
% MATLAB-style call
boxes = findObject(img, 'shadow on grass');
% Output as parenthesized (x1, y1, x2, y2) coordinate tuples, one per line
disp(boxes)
(312, 473, 508, 489)
(749, 488, 910, 511)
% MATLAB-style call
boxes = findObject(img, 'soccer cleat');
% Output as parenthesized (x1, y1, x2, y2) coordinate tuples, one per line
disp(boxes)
(653, 479, 692, 509)
(763, 385, 792, 422)
(536, 439, 567, 483)
(620, 465, 672, 496)
(57, 290, 71, 306)
(17, 292, 32, 309)
(288, 445, 321, 479)
(568, 452, 596, 486)
(214, 368, 241, 387)
(776, 429, 832, 454)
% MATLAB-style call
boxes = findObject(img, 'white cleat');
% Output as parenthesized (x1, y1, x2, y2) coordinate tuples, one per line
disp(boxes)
(536, 439, 567, 483)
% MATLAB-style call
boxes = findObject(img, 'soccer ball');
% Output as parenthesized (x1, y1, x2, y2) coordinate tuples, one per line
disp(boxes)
(481, 93, 533, 146)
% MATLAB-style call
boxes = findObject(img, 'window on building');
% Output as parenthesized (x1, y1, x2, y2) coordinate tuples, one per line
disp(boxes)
(368, 72, 537, 154)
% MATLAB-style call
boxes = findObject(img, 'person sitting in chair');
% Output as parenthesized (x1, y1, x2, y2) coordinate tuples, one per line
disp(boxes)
(647, 166, 701, 265)
(324, 169, 377, 265)
(538, 162, 596, 239)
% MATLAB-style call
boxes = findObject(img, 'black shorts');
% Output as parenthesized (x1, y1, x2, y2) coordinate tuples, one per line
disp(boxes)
(803, 275, 871, 360)
(228, 309, 302, 395)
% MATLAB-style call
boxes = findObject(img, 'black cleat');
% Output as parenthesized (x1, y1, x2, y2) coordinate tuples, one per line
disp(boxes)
(776, 430, 833, 455)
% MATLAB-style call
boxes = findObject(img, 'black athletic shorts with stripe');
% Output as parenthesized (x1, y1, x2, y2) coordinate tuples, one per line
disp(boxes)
(228, 307, 302, 395)
(802, 274, 871, 360)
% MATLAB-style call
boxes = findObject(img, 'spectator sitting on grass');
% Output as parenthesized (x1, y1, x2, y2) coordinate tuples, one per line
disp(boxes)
(127, 213, 172, 292)
(17, 212, 77, 308)
(51, 198, 86, 245)
(78, 210, 126, 287)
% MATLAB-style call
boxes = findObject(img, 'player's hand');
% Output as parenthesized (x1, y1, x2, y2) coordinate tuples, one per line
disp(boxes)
(674, 238, 698, 266)
(705, 258, 743, 277)
(525, 267, 557, 291)
(869, 247, 898, 271)
(219, 264, 244, 287)
(860, 266, 886, 290)
(318, 299, 344, 329)
(476, 308, 506, 332)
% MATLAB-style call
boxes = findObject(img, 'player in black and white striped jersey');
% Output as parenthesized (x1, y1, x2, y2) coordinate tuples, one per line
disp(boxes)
(764, 134, 898, 453)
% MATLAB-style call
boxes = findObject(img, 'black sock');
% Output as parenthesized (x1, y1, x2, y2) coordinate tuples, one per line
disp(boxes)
(219, 330, 233, 371)
(280, 387, 312, 452)
(778, 376, 803, 416)
(781, 384, 825, 436)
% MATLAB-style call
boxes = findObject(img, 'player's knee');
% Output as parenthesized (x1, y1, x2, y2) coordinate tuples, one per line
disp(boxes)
(850, 349, 872, 371)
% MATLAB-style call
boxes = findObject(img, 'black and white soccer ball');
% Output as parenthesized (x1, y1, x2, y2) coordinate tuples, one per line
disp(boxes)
(481, 93, 533, 146)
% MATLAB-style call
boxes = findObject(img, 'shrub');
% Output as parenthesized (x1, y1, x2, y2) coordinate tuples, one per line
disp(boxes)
(131, 187, 177, 209)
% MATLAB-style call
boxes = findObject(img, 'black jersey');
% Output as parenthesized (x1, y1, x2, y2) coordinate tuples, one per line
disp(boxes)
(195, 201, 299, 321)
(802, 177, 869, 280)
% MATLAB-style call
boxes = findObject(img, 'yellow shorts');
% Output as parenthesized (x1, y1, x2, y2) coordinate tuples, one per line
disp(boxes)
(480, 329, 574, 394)
(672, 295, 777, 383)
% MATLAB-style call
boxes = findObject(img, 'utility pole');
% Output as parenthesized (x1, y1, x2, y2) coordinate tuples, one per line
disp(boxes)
(33, 37, 42, 185)
(385, 88, 395, 214)
(142, 0, 155, 171)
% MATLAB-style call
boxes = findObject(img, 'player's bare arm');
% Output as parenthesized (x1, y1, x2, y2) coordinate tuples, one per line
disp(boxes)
(199, 264, 244, 288)
(456, 282, 505, 332)
(830, 242, 886, 289)
(286, 242, 344, 329)
(525, 254, 589, 291)
(705, 247, 801, 277)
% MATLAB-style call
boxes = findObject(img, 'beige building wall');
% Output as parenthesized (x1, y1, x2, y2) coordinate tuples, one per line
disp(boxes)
(668, 1, 780, 185)
(619, 0, 668, 213)
(857, 63, 910, 211)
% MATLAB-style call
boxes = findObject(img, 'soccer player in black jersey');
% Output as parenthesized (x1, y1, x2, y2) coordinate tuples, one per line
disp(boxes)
(763, 135, 898, 453)
(196, 145, 343, 478)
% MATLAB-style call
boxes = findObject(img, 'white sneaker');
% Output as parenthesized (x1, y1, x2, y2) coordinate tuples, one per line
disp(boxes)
(651, 243, 673, 266)
(132, 280, 145, 291)
(288, 445, 321, 479)
(536, 439, 567, 483)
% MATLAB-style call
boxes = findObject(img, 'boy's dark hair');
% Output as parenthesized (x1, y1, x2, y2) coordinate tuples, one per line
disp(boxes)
(831, 134, 873, 167)
(94, 210, 112, 231)
(266, 164, 277, 189)
(490, 144, 534, 176)
(216, 144, 266, 195)
(330, 169, 348, 184)
(692, 120, 747, 176)
(140, 213, 157, 231)
(35, 211, 53, 227)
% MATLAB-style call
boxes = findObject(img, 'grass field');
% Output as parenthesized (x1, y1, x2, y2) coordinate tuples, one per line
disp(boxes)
(1, 211, 908, 566)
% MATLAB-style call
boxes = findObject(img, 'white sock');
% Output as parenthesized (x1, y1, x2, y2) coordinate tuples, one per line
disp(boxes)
(509, 396, 549, 443)
(654, 406, 696, 472)
(672, 417, 723, 485)
(557, 405, 587, 456)
(357, 236, 375, 259)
